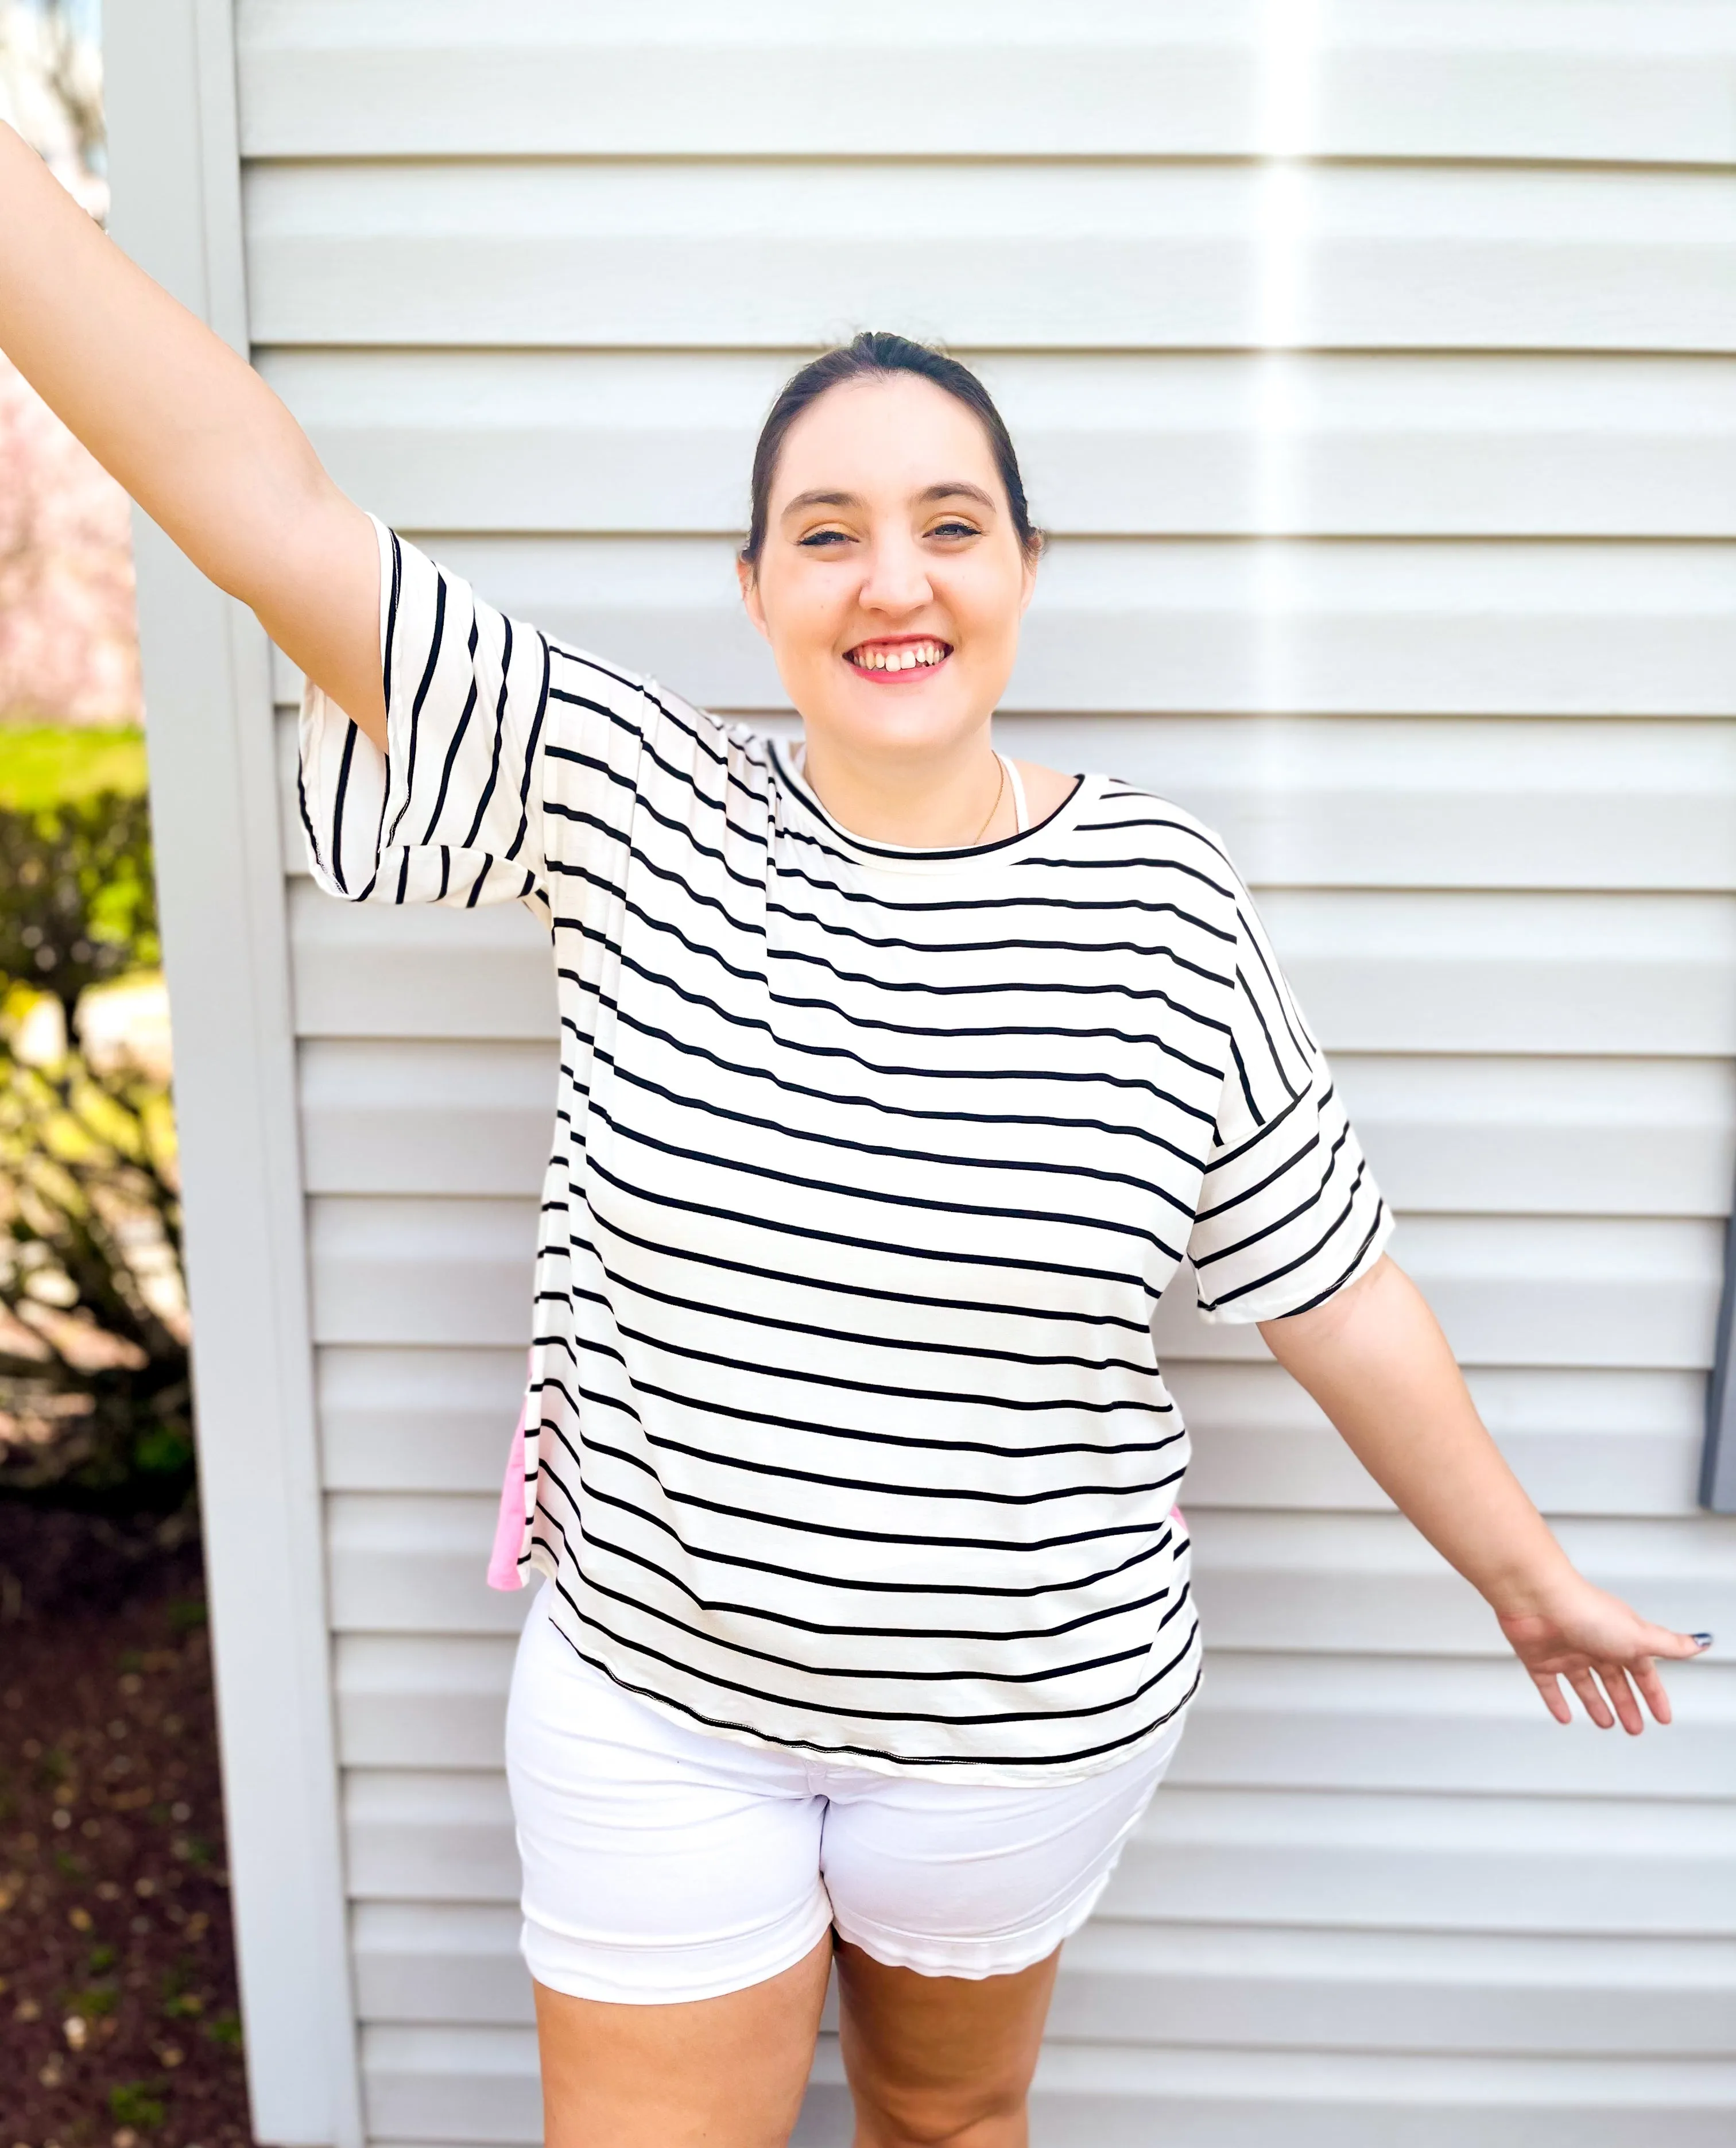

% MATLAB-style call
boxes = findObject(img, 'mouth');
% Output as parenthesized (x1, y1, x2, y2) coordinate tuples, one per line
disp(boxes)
(844, 636, 952, 680)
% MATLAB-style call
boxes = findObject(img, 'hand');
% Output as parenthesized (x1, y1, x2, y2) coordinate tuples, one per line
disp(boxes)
(1496, 1574, 1710, 1733)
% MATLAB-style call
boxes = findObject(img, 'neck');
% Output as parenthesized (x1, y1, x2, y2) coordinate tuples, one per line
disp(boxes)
(796, 728, 1009, 848)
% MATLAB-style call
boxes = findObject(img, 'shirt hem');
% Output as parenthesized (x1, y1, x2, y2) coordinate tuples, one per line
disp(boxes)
(537, 1585, 1203, 1789)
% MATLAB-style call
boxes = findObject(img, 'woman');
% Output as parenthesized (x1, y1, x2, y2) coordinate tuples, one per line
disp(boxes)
(0, 122, 1708, 2148)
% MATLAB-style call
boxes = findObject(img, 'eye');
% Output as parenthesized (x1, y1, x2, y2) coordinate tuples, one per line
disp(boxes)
(928, 519, 981, 541)
(797, 527, 853, 548)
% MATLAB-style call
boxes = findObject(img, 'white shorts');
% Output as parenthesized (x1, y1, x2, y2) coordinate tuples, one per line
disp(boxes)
(503, 1583, 1187, 2004)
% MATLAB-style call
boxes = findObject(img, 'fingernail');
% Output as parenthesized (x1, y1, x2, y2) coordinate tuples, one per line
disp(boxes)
(1691, 1632, 1714, 1650)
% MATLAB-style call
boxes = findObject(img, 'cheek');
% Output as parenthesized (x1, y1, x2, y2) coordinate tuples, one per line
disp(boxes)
(947, 564, 1026, 661)
(766, 572, 847, 665)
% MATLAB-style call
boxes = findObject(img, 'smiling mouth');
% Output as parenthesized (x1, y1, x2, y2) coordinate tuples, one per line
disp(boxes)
(845, 638, 952, 675)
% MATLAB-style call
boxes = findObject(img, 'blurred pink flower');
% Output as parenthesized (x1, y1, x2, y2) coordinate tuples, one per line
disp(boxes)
(0, 346, 141, 725)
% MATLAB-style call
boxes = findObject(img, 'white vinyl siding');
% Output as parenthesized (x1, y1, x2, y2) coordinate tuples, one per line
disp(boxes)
(121, 1, 1736, 2140)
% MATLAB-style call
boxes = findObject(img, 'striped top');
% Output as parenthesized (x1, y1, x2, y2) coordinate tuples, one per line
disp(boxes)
(299, 520, 1394, 1782)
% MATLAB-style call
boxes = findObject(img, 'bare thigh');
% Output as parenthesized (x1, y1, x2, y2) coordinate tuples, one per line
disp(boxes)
(836, 1939, 1061, 2148)
(533, 1934, 832, 2148)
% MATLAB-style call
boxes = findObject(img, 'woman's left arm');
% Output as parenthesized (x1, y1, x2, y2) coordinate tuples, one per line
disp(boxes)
(1258, 1255, 1708, 1733)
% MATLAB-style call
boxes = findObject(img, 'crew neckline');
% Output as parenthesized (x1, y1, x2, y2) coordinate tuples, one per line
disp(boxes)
(769, 738, 1098, 878)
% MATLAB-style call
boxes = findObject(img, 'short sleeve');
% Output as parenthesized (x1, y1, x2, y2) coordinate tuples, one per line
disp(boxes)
(1187, 870, 1394, 1323)
(298, 517, 550, 908)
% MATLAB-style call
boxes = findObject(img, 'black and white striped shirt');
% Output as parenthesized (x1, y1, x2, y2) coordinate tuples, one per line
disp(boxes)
(300, 521, 1393, 1781)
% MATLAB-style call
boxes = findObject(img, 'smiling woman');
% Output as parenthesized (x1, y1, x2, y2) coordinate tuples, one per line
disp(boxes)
(0, 113, 1710, 2148)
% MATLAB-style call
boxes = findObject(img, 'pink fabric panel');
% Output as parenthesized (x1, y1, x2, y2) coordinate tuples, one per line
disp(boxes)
(486, 1388, 531, 1592)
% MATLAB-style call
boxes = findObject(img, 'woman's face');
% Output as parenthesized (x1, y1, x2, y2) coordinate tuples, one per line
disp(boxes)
(738, 373, 1037, 768)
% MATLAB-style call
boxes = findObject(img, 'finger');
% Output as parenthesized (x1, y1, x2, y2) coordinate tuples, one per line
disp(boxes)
(1566, 1666, 1615, 1729)
(1641, 1624, 1711, 1661)
(1595, 1662, 1645, 1736)
(1530, 1669, 1573, 1726)
(1630, 1656, 1674, 1728)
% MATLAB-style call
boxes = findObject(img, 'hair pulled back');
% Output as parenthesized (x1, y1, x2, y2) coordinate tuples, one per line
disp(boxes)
(739, 331, 1040, 571)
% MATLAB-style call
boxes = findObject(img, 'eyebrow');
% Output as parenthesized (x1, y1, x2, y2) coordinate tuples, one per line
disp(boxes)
(779, 482, 999, 518)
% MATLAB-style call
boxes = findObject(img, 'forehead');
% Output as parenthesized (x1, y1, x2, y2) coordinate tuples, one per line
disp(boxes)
(772, 373, 1001, 504)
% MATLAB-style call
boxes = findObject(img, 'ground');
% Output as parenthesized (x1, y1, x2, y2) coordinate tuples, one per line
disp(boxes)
(0, 1504, 253, 2148)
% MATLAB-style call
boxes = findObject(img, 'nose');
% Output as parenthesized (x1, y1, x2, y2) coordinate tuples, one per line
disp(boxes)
(857, 529, 933, 617)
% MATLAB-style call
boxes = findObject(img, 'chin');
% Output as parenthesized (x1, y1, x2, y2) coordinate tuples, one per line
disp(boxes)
(832, 705, 978, 763)
(796, 668, 998, 765)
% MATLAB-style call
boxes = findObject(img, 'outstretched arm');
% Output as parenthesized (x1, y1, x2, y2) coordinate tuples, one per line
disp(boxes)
(0, 121, 385, 746)
(1260, 1255, 1708, 1731)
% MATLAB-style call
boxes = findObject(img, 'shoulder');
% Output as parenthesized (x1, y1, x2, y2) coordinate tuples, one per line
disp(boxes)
(1071, 777, 1245, 902)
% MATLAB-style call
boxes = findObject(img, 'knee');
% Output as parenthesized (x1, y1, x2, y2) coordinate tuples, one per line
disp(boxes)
(852, 2079, 1026, 2148)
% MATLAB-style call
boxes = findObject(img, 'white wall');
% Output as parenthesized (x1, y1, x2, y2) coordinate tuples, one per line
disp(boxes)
(120, 4, 1736, 2142)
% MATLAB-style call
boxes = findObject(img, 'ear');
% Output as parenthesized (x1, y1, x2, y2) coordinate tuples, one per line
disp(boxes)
(737, 555, 770, 643)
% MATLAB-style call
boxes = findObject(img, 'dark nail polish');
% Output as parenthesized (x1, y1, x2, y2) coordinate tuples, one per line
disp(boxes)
(1691, 1632, 1714, 1649)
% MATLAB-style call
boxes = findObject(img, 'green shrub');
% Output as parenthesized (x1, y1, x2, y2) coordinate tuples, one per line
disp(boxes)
(0, 729, 189, 1511)
(0, 777, 158, 1015)
(0, 1043, 191, 1508)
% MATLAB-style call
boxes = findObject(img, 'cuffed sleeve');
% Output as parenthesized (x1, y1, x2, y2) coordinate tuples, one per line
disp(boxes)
(1187, 873, 1393, 1323)
(298, 516, 550, 909)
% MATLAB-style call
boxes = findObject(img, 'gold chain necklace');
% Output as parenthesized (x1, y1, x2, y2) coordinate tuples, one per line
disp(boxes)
(970, 754, 1006, 845)
(796, 745, 1007, 847)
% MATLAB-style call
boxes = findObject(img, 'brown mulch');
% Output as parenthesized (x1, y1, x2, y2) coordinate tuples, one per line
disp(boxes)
(0, 1503, 254, 2148)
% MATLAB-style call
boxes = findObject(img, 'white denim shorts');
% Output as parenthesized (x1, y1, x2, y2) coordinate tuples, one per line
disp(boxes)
(503, 1583, 1187, 2004)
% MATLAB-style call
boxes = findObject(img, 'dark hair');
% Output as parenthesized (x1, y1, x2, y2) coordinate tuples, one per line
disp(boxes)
(739, 330, 1040, 571)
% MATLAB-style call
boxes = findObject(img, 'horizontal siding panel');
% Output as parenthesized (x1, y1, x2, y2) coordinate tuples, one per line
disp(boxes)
(236, 1, 1736, 167)
(269, 535, 1736, 719)
(1008, 2043, 1736, 2148)
(310, 1197, 1725, 1365)
(335, 1634, 516, 1769)
(332, 1632, 1734, 1797)
(309, 1198, 538, 1345)
(324, 1495, 1734, 1652)
(241, 161, 1736, 353)
(1021, 718, 1736, 892)
(238, 2, 1257, 162)
(1172, 1363, 1705, 1518)
(1334, 1056, 1735, 1219)
(317, 1345, 525, 1492)
(327, 1493, 528, 1637)
(351, 1901, 529, 2027)
(1184, 1511, 1735, 1658)
(288, 885, 555, 1042)
(299, 1039, 1736, 1217)
(1118, 1787, 1736, 1934)
(1254, 891, 1736, 1057)
(359, 2021, 534, 2146)
(301, 1040, 553, 1195)
(344, 1770, 522, 1901)
(288, 883, 1736, 1056)
(1053, 1920, 1736, 2058)
(281, 709, 1736, 892)
(259, 349, 1736, 540)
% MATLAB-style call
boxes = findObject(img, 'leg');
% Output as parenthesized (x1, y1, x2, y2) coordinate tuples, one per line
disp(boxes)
(835, 1939, 1059, 2148)
(505, 1589, 838, 2144)
(817, 1716, 1191, 2148)
(535, 1933, 832, 2148)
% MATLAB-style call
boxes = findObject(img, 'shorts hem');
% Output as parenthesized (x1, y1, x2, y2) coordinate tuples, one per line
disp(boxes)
(831, 1866, 1115, 1983)
(521, 1902, 834, 2008)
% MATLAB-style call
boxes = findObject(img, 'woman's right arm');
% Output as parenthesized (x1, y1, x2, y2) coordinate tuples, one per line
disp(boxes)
(0, 121, 385, 748)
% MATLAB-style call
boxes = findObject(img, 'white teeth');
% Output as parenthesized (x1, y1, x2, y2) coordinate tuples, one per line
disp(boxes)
(852, 641, 946, 672)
